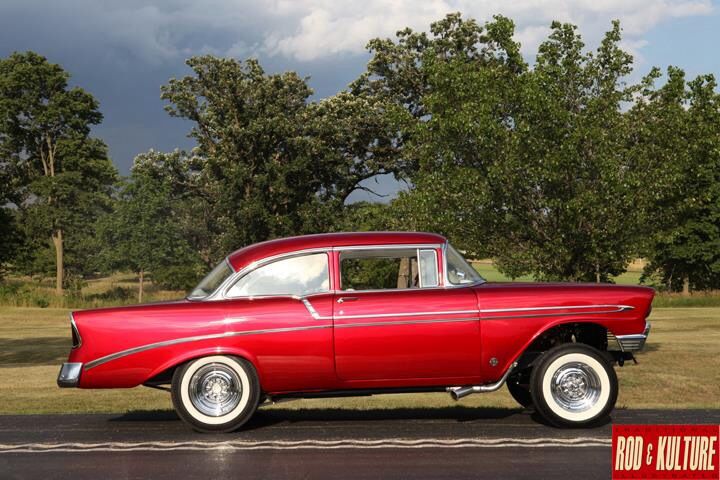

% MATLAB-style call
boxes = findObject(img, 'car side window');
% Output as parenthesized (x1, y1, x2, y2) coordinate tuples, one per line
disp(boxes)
(226, 253, 329, 297)
(340, 248, 439, 291)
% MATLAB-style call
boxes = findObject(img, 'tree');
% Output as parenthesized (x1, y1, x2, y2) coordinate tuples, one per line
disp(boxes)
(160, 56, 403, 255)
(394, 19, 648, 281)
(491, 20, 642, 281)
(351, 13, 525, 175)
(635, 71, 720, 292)
(98, 151, 204, 301)
(0, 52, 116, 293)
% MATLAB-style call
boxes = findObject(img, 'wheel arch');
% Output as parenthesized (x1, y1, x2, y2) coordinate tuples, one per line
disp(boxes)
(511, 320, 613, 371)
(144, 347, 262, 389)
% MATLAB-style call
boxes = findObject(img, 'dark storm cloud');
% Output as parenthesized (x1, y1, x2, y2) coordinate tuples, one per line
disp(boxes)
(0, 0, 712, 202)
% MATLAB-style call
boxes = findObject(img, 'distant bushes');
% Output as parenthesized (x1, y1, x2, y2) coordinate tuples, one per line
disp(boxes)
(0, 275, 184, 309)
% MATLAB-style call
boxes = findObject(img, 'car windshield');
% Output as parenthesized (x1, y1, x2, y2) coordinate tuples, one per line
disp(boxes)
(446, 244, 484, 285)
(188, 259, 234, 299)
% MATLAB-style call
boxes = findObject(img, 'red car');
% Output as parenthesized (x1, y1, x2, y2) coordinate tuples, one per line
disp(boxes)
(58, 232, 653, 432)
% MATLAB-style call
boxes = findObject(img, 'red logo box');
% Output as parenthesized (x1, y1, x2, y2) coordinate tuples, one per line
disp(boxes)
(613, 425, 719, 479)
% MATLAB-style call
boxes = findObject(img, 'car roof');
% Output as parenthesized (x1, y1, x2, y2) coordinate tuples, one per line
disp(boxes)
(226, 232, 447, 271)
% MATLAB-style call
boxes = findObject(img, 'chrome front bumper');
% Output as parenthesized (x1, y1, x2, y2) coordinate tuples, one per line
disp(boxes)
(615, 322, 651, 352)
(57, 363, 83, 388)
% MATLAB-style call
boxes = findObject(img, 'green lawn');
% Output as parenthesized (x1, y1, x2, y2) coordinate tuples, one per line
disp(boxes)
(0, 305, 717, 414)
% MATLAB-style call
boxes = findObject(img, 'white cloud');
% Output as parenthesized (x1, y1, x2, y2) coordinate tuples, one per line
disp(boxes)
(259, 0, 713, 60)
(0, 0, 713, 64)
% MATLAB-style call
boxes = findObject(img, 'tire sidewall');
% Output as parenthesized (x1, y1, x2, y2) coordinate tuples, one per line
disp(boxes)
(530, 344, 617, 427)
(171, 355, 260, 432)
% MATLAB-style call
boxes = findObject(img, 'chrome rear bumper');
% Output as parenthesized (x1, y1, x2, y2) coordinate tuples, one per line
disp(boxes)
(615, 321, 651, 352)
(57, 363, 83, 388)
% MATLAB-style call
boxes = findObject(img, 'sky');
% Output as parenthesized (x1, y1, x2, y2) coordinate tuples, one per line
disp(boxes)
(1, 0, 719, 201)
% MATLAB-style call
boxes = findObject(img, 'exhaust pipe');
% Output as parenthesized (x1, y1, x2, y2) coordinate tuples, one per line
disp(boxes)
(448, 362, 518, 401)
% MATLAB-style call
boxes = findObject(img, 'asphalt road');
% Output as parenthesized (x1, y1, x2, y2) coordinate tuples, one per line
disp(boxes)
(0, 408, 718, 479)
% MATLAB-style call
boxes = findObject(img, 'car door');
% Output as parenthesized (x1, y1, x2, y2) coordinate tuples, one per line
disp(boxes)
(223, 252, 337, 392)
(331, 246, 482, 382)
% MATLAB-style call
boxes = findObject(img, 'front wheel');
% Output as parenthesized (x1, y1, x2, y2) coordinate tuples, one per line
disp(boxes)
(530, 344, 617, 427)
(171, 355, 261, 432)
(507, 370, 533, 408)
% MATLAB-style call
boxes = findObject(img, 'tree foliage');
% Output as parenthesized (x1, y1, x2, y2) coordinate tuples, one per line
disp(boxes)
(97, 150, 203, 299)
(160, 56, 403, 255)
(632, 70, 720, 291)
(384, 18, 661, 282)
(0, 52, 116, 291)
(3, 15, 720, 296)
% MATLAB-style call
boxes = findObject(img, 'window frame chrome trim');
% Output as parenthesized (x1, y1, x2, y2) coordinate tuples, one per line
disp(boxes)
(187, 257, 236, 301)
(418, 248, 439, 288)
(222, 249, 332, 300)
(442, 242, 486, 288)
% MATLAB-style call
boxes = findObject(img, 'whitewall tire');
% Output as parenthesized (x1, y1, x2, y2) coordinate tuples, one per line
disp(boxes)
(530, 344, 617, 427)
(171, 355, 261, 432)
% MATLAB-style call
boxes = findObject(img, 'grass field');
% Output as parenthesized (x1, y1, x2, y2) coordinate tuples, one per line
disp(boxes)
(0, 305, 717, 415)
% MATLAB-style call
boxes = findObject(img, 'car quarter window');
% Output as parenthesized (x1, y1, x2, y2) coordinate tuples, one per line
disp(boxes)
(226, 253, 330, 297)
(340, 248, 439, 291)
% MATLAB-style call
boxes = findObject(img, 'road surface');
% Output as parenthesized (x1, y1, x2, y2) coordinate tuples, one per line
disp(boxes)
(0, 408, 717, 479)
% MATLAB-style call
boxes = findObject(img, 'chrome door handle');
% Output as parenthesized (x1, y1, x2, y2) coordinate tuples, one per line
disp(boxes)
(337, 297, 359, 303)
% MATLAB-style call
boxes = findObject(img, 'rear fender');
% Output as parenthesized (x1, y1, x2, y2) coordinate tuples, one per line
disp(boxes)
(145, 347, 261, 386)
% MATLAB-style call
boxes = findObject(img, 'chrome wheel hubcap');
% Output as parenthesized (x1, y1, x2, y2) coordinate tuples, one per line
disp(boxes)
(550, 362, 601, 412)
(188, 363, 242, 417)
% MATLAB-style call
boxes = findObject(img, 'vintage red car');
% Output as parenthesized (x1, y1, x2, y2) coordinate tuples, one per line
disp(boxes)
(58, 232, 653, 432)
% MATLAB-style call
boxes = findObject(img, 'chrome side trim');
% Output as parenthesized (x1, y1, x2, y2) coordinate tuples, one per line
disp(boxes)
(616, 321, 651, 352)
(57, 362, 83, 388)
(83, 325, 331, 371)
(335, 309, 480, 320)
(480, 304, 634, 313)
(84, 302, 638, 370)
(302, 298, 321, 319)
(305, 297, 634, 321)
(335, 317, 479, 329)
(480, 308, 633, 320)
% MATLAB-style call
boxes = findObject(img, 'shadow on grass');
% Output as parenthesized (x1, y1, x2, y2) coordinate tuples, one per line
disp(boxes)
(0, 337, 71, 365)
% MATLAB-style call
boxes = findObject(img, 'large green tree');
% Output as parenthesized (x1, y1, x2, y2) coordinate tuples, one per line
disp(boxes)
(491, 20, 642, 281)
(633, 70, 720, 292)
(98, 150, 203, 301)
(0, 52, 116, 293)
(160, 56, 402, 256)
(388, 18, 648, 281)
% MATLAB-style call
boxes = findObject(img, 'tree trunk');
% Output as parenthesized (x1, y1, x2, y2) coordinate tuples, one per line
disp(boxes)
(138, 269, 144, 303)
(682, 275, 690, 297)
(51, 229, 63, 295)
(397, 257, 410, 288)
(595, 263, 601, 284)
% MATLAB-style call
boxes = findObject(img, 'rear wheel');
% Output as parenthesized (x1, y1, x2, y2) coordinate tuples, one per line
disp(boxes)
(530, 344, 617, 427)
(171, 355, 260, 432)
